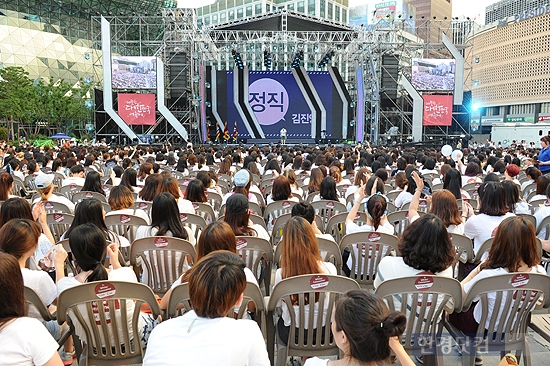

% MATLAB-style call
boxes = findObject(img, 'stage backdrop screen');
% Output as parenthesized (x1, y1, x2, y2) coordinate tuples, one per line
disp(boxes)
(412, 58, 455, 91)
(217, 71, 338, 140)
(118, 93, 156, 125)
(422, 95, 453, 126)
(112, 56, 157, 89)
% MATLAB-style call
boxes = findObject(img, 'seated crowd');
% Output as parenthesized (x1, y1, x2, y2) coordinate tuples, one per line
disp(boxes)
(0, 139, 547, 366)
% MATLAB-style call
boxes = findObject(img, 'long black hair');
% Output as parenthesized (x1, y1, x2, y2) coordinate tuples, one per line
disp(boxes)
(69, 223, 108, 282)
(150, 192, 188, 239)
(82, 171, 105, 195)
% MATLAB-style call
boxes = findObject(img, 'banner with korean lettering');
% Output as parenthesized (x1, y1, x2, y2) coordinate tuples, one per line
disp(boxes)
(422, 95, 453, 126)
(118, 93, 156, 125)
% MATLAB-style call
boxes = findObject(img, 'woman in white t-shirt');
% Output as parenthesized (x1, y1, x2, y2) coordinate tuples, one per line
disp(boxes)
(159, 177, 195, 214)
(223, 193, 269, 241)
(464, 181, 515, 255)
(106, 185, 150, 225)
(57, 223, 155, 349)
(0, 219, 68, 349)
(304, 290, 414, 366)
(266, 175, 300, 205)
(374, 214, 455, 293)
(159, 221, 258, 311)
(0, 252, 63, 366)
(135, 192, 194, 244)
(408, 171, 470, 235)
(449, 216, 545, 339)
(274, 216, 337, 345)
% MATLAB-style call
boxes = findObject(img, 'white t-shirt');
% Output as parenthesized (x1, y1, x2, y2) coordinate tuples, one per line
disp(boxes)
(21, 268, 57, 319)
(222, 192, 259, 205)
(304, 358, 329, 366)
(106, 208, 150, 225)
(177, 198, 196, 214)
(534, 206, 550, 239)
(409, 214, 465, 235)
(0, 317, 59, 366)
(394, 191, 414, 209)
(266, 195, 300, 206)
(275, 261, 337, 328)
(143, 310, 269, 366)
(57, 267, 142, 347)
(463, 213, 515, 254)
(464, 266, 545, 331)
(61, 176, 85, 187)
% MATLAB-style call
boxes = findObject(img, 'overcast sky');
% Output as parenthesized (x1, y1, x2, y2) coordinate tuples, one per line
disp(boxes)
(177, 0, 499, 23)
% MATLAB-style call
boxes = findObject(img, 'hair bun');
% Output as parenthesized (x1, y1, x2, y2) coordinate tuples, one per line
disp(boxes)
(382, 311, 407, 338)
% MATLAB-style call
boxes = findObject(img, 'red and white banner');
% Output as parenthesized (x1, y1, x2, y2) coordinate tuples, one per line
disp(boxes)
(422, 95, 453, 126)
(118, 93, 156, 125)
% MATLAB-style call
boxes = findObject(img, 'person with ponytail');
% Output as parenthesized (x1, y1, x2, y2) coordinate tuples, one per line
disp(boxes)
(0, 252, 64, 366)
(304, 290, 414, 366)
(345, 178, 394, 235)
(57, 223, 155, 349)
(0, 172, 17, 200)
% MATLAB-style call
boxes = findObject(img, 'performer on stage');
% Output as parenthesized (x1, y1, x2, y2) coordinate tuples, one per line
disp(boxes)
(280, 127, 287, 145)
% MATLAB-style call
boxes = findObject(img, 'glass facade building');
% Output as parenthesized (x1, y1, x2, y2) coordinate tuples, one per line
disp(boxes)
(0, 0, 175, 84)
(196, 0, 349, 27)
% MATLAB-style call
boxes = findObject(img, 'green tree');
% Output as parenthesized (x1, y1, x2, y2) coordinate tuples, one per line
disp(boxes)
(0, 66, 36, 139)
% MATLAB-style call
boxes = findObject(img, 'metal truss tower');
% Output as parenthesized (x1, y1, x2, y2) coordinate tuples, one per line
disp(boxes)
(91, 10, 473, 145)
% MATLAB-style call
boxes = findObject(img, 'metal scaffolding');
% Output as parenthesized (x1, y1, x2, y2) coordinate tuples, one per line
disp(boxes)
(90, 9, 473, 145)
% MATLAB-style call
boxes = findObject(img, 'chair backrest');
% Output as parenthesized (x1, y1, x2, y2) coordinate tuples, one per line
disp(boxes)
(130, 236, 196, 296)
(59, 184, 82, 201)
(386, 190, 401, 203)
(25, 174, 38, 191)
(523, 182, 537, 198)
(131, 201, 153, 217)
(324, 212, 368, 244)
(310, 200, 347, 231)
(39, 200, 72, 214)
(53, 172, 65, 190)
(536, 215, 550, 240)
(387, 210, 426, 236)
(474, 237, 543, 264)
(375, 275, 462, 351)
(270, 212, 292, 246)
(167, 280, 265, 325)
(72, 191, 108, 203)
(305, 191, 320, 204)
(104, 214, 148, 245)
(460, 273, 550, 344)
(263, 200, 297, 228)
(24, 285, 54, 321)
(450, 232, 474, 270)
(431, 182, 444, 191)
(192, 202, 217, 223)
(266, 275, 361, 363)
(336, 184, 350, 198)
(317, 237, 343, 273)
(250, 190, 266, 209)
(400, 199, 430, 212)
(57, 281, 161, 365)
(529, 198, 550, 214)
(205, 191, 223, 212)
(46, 212, 75, 242)
(179, 212, 207, 245)
(339, 232, 399, 288)
(517, 213, 537, 229)
(236, 236, 273, 284)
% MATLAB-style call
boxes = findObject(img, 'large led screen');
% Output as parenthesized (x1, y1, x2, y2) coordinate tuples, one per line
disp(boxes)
(412, 58, 455, 91)
(214, 71, 342, 140)
(112, 56, 157, 89)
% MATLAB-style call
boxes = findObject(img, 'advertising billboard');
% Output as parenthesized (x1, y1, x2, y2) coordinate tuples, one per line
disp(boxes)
(412, 58, 456, 91)
(112, 56, 157, 89)
(422, 95, 453, 126)
(118, 93, 156, 125)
